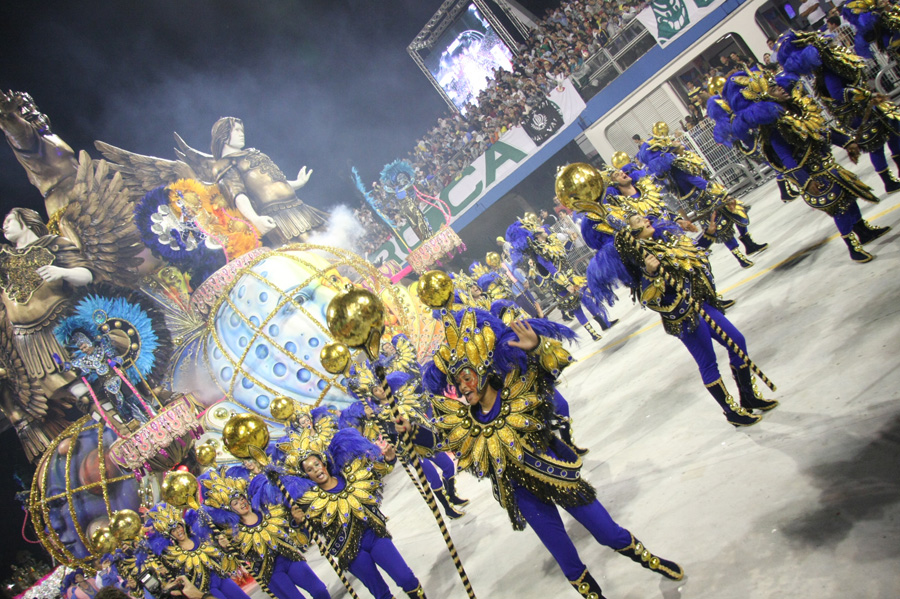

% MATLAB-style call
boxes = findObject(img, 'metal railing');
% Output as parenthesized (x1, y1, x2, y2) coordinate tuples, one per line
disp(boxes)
(572, 20, 657, 99)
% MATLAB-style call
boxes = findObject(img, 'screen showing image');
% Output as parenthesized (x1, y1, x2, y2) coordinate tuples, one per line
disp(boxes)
(423, 4, 515, 112)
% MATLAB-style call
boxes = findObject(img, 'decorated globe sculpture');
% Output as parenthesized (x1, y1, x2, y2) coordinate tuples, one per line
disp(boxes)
(29, 417, 143, 568)
(172, 244, 420, 417)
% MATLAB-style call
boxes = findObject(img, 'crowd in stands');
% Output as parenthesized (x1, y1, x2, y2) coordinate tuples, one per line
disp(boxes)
(356, 0, 650, 255)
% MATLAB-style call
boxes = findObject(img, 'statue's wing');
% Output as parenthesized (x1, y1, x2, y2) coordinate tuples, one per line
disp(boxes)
(95, 139, 196, 200)
(67, 151, 145, 286)
(173, 133, 217, 182)
(0, 305, 71, 460)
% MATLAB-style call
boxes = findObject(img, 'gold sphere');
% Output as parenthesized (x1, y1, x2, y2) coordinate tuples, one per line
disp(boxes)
(485, 252, 501, 268)
(161, 470, 200, 510)
(652, 121, 669, 137)
(554, 162, 607, 211)
(195, 443, 217, 467)
(269, 396, 296, 421)
(707, 75, 727, 96)
(417, 270, 455, 309)
(325, 288, 385, 359)
(610, 151, 630, 170)
(91, 527, 116, 555)
(320, 342, 351, 375)
(110, 509, 142, 542)
(222, 413, 270, 459)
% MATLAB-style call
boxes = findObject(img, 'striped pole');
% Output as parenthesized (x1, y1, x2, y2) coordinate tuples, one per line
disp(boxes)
(640, 244, 776, 391)
(267, 473, 362, 599)
(375, 366, 478, 599)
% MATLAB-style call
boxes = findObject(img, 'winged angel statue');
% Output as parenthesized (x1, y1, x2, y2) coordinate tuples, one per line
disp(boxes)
(96, 116, 329, 247)
(0, 91, 145, 459)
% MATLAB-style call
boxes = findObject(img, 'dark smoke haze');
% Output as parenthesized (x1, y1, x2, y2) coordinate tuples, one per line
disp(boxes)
(0, 0, 485, 214)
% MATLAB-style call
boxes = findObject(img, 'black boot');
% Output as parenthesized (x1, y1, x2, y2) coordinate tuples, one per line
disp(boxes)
(739, 233, 769, 255)
(776, 177, 796, 201)
(841, 231, 875, 262)
(615, 533, 684, 581)
(433, 487, 466, 519)
(583, 322, 602, 341)
(597, 316, 618, 331)
(730, 248, 754, 268)
(717, 296, 737, 311)
(569, 568, 607, 599)
(706, 378, 761, 427)
(878, 168, 900, 193)
(852, 220, 892, 244)
(442, 476, 469, 507)
(558, 420, 589, 456)
(404, 585, 426, 599)
(731, 364, 779, 412)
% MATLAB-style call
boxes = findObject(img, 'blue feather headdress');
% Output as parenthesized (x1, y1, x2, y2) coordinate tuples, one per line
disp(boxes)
(776, 31, 822, 76)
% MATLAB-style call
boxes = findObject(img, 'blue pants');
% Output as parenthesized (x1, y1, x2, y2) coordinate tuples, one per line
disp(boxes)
(515, 486, 632, 581)
(268, 555, 330, 599)
(514, 291, 540, 318)
(209, 574, 251, 599)
(833, 200, 863, 236)
(421, 452, 456, 490)
(347, 530, 419, 599)
(678, 304, 747, 385)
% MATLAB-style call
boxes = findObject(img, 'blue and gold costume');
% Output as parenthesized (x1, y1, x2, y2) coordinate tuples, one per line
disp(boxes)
(145, 503, 250, 599)
(200, 470, 330, 599)
(637, 123, 761, 268)
(726, 68, 890, 261)
(414, 307, 683, 598)
(283, 428, 426, 599)
(778, 29, 900, 192)
(842, 0, 900, 61)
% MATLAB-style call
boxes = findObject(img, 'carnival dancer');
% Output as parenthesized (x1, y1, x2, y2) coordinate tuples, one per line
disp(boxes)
(62, 569, 99, 599)
(506, 216, 606, 341)
(345, 337, 469, 520)
(145, 503, 251, 599)
(777, 29, 900, 193)
(401, 306, 683, 599)
(287, 427, 429, 599)
(638, 123, 767, 267)
(200, 469, 331, 599)
(726, 68, 888, 262)
(842, 0, 900, 64)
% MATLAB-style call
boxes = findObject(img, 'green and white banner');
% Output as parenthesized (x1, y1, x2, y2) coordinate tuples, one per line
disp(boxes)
(370, 80, 585, 266)
(635, 0, 726, 47)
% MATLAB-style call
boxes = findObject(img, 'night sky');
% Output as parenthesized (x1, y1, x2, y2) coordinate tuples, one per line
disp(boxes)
(0, 0, 563, 572)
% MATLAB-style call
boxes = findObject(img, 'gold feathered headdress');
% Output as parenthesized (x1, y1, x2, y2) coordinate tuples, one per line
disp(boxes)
(277, 422, 335, 473)
(149, 502, 185, 535)
(201, 469, 248, 510)
(433, 308, 497, 378)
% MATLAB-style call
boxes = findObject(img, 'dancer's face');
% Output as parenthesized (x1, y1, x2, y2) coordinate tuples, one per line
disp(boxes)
(302, 456, 332, 487)
(629, 215, 654, 239)
(454, 368, 484, 405)
(229, 496, 251, 516)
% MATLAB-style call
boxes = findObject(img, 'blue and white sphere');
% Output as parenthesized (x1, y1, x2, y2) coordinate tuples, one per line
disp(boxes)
(205, 248, 355, 415)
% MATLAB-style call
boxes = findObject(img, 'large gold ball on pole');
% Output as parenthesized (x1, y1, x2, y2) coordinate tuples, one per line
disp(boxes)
(610, 151, 630, 170)
(269, 396, 296, 421)
(417, 270, 455, 309)
(320, 342, 351, 375)
(707, 75, 727, 96)
(222, 413, 271, 459)
(485, 252, 501, 268)
(652, 121, 669, 137)
(161, 471, 200, 510)
(554, 163, 606, 211)
(195, 443, 217, 467)
(325, 288, 385, 360)
(91, 527, 116, 555)
(110, 509, 142, 542)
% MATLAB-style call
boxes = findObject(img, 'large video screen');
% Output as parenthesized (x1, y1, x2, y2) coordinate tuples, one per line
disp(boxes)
(423, 4, 515, 113)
